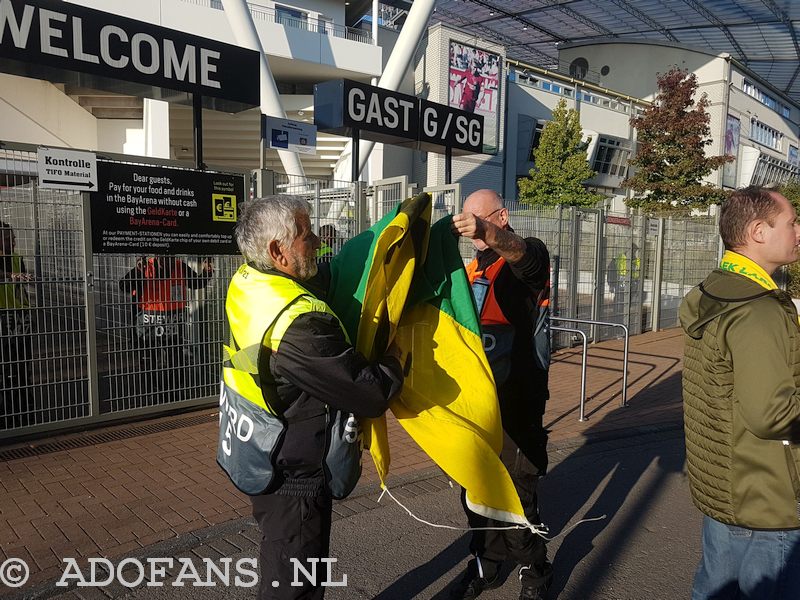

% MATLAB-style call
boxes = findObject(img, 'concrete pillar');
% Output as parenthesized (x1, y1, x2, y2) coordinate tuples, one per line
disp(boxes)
(221, 0, 305, 177)
(346, 0, 436, 180)
(143, 99, 170, 159)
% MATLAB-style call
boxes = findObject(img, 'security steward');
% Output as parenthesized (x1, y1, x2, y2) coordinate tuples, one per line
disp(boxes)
(218, 195, 403, 600)
(119, 256, 212, 362)
(450, 189, 553, 600)
(0, 222, 32, 427)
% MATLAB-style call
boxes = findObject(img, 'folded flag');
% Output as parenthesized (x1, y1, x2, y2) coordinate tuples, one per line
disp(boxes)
(328, 194, 527, 524)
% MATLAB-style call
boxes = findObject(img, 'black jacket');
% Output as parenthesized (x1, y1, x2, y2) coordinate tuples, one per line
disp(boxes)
(474, 236, 550, 471)
(264, 267, 403, 495)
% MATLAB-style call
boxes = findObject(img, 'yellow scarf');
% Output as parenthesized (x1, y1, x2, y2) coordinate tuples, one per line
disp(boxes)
(719, 250, 777, 291)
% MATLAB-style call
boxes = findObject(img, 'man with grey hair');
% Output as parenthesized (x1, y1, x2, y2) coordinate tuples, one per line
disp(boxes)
(218, 196, 404, 599)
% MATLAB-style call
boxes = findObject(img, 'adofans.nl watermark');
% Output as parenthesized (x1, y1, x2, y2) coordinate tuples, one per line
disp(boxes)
(54, 557, 346, 588)
(1, 557, 347, 590)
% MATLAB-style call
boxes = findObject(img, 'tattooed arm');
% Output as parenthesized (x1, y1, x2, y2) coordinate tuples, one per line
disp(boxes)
(451, 212, 526, 263)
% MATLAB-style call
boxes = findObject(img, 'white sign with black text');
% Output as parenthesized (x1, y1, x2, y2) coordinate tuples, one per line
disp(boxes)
(37, 147, 97, 191)
(264, 117, 317, 155)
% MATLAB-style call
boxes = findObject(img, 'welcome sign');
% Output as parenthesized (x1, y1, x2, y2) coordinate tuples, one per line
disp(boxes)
(0, 0, 260, 112)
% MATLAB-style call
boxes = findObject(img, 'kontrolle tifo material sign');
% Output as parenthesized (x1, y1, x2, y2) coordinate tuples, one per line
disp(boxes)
(91, 162, 243, 254)
(314, 79, 483, 155)
(38, 147, 97, 191)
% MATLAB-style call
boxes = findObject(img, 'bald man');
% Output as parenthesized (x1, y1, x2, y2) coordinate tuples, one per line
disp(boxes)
(449, 190, 553, 600)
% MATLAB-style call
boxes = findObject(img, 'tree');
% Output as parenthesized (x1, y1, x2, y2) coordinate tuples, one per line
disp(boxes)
(518, 99, 605, 207)
(780, 181, 800, 297)
(623, 67, 731, 213)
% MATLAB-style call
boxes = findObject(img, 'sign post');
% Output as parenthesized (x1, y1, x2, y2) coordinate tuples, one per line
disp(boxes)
(352, 128, 360, 183)
(314, 79, 484, 185)
(193, 94, 205, 170)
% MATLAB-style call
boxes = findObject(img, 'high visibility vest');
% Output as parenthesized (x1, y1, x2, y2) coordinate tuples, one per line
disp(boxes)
(616, 253, 641, 279)
(467, 255, 551, 382)
(316, 242, 333, 258)
(217, 263, 361, 498)
(0, 255, 29, 309)
(138, 258, 189, 312)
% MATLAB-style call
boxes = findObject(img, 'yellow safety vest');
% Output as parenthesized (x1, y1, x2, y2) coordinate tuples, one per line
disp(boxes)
(217, 263, 361, 498)
(0, 255, 28, 309)
(616, 252, 641, 279)
(316, 243, 333, 258)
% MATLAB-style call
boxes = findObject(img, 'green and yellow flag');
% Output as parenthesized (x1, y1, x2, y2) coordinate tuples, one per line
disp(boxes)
(328, 194, 527, 524)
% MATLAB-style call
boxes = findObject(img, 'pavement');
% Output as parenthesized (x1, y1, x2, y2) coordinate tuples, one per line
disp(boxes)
(0, 328, 691, 599)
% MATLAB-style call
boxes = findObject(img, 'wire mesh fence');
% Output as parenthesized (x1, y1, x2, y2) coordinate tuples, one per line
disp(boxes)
(0, 149, 721, 439)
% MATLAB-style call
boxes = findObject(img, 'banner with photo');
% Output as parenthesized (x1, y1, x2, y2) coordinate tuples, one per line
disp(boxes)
(448, 42, 501, 154)
(722, 114, 740, 188)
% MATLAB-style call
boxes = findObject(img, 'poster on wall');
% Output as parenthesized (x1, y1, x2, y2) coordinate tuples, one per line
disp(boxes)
(91, 162, 244, 254)
(722, 114, 741, 188)
(448, 41, 501, 154)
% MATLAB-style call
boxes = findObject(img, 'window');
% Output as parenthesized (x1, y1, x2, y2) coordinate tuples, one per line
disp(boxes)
(742, 79, 793, 119)
(750, 119, 783, 151)
(592, 136, 631, 178)
(528, 121, 545, 162)
(569, 58, 589, 79)
(276, 5, 308, 29)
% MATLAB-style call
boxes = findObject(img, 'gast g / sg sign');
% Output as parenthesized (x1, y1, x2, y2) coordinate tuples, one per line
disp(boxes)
(314, 79, 484, 155)
(0, 0, 260, 112)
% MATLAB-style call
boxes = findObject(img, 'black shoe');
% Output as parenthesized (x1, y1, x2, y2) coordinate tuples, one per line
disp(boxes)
(519, 584, 548, 600)
(449, 562, 501, 599)
(518, 562, 552, 600)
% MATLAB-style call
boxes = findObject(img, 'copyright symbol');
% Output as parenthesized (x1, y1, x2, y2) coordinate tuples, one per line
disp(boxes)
(0, 558, 30, 588)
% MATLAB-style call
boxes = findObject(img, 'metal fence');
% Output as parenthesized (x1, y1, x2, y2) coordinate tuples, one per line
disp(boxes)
(0, 147, 719, 440)
(504, 205, 719, 348)
(180, 0, 373, 44)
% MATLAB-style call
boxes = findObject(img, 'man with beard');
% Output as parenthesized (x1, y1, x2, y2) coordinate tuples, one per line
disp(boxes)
(219, 195, 404, 599)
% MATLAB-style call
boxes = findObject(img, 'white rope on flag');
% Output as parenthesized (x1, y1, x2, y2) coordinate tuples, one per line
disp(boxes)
(377, 485, 606, 542)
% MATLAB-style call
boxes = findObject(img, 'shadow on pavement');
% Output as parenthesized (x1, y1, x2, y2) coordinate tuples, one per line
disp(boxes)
(373, 535, 470, 600)
(542, 371, 685, 598)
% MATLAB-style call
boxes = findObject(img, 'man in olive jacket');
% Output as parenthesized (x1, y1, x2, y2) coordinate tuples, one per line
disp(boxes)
(680, 186, 800, 599)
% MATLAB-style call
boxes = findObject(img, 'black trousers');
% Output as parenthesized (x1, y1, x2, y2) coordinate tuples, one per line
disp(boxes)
(251, 493, 333, 600)
(461, 432, 552, 589)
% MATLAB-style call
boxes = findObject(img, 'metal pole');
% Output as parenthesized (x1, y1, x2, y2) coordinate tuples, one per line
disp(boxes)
(192, 93, 204, 170)
(622, 325, 630, 407)
(652, 218, 665, 332)
(32, 183, 43, 307)
(352, 128, 360, 183)
(569, 207, 580, 323)
(635, 214, 646, 335)
(259, 114, 266, 170)
(314, 180, 321, 234)
(551, 325, 588, 421)
(592, 209, 604, 341)
(445, 146, 452, 185)
(552, 204, 563, 318)
(81, 191, 100, 419)
(551, 316, 630, 408)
